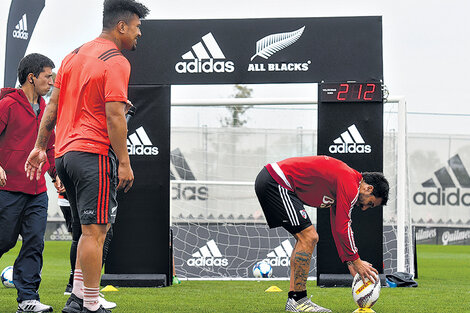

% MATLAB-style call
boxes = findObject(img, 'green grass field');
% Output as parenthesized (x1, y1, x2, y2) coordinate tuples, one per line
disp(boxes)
(1, 242, 469, 312)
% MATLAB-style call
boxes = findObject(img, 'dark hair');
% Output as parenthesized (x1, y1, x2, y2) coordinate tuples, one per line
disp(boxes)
(17, 53, 55, 85)
(362, 172, 389, 206)
(102, 0, 149, 30)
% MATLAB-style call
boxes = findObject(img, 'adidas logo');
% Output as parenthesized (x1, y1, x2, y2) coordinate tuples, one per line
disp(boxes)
(414, 154, 470, 206)
(127, 126, 159, 155)
(262, 239, 293, 267)
(50, 224, 72, 240)
(171, 148, 208, 201)
(12, 14, 29, 40)
(175, 32, 235, 74)
(186, 240, 228, 267)
(328, 124, 371, 154)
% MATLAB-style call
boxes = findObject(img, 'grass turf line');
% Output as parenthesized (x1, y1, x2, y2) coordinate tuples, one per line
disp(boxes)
(0, 242, 469, 312)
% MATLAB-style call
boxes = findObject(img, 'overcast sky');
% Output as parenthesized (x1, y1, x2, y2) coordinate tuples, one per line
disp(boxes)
(1, 0, 470, 133)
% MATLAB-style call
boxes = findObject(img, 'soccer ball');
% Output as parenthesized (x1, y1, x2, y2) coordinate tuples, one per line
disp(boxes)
(352, 273, 380, 308)
(1, 266, 15, 288)
(252, 261, 272, 278)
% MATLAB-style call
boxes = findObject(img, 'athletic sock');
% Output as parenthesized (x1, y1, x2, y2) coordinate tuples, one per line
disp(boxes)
(68, 269, 74, 286)
(72, 269, 84, 298)
(288, 290, 307, 301)
(83, 286, 100, 311)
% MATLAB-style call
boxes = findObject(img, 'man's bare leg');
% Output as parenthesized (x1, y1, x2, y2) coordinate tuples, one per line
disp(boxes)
(289, 225, 318, 292)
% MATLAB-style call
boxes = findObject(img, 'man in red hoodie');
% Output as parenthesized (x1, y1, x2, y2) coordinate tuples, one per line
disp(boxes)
(255, 155, 389, 312)
(0, 53, 58, 313)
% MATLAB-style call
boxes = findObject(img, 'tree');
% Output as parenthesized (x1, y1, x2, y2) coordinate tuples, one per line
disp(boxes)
(220, 84, 253, 127)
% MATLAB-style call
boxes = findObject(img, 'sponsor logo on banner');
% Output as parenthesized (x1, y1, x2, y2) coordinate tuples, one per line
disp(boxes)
(12, 14, 29, 40)
(248, 26, 310, 72)
(413, 154, 470, 206)
(187, 240, 228, 267)
(328, 124, 371, 154)
(127, 126, 159, 156)
(415, 228, 437, 241)
(441, 229, 470, 245)
(171, 148, 208, 201)
(175, 32, 234, 74)
(262, 239, 293, 267)
(50, 224, 72, 240)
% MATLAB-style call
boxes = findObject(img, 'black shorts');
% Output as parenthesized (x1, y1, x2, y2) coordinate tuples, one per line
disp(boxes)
(56, 151, 118, 225)
(254, 167, 312, 235)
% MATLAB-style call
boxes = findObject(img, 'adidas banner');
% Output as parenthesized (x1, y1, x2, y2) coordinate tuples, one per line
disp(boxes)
(4, 0, 45, 87)
(124, 17, 382, 84)
(316, 90, 384, 286)
(104, 85, 171, 285)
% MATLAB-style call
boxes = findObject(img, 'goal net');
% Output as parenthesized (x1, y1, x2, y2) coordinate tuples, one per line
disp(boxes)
(170, 87, 412, 279)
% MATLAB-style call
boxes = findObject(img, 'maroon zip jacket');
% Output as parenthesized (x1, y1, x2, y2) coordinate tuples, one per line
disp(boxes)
(0, 88, 56, 195)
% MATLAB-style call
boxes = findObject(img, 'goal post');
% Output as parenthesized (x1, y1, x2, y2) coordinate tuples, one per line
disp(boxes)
(170, 95, 412, 279)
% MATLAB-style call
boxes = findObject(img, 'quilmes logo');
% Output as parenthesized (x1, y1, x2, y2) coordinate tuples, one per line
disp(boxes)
(416, 228, 437, 241)
(442, 229, 470, 245)
(413, 154, 470, 206)
(171, 148, 208, 201)
(186, 239, 228, 267)
(248, 26, 310, 72)
(262, 239, 293, 267)
(127, 126, 159, 156)
(13, 14, 29, 40)
(328, 124, 371, 154)
(175, 32, 234, 74)
(50, 224, 72, 241)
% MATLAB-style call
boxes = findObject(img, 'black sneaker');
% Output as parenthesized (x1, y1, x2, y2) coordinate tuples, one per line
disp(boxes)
(64, 284, 73, 296)
(62, 293, 83, 313)
(82, 305, 111, 313)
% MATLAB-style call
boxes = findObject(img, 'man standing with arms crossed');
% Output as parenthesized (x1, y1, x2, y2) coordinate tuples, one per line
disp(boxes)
(255, 155, 389, 312)
(25, 1, 149, 312)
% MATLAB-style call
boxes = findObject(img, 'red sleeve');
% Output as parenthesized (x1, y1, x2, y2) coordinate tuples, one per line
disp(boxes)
(54, 64, 63, 89)
(330, 180, 360, 263)
(104, 57, 130, 103)
(0, 99, 9, 135)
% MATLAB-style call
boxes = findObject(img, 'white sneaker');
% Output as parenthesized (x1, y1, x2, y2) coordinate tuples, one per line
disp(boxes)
(17, 300, 53, 312)
(99, 293, 117, 310)
(285, 296, 332, 312)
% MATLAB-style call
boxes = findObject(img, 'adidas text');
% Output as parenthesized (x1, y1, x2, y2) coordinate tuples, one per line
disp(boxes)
(187, 257, 228, 267)
(329, 143, 371, 154)
(175, 59, 234, 74)
(12, 29, 28, 40)
(263, 257, 290, 267)
(128, 145, 159, 155)
(413, 188, 470, 206)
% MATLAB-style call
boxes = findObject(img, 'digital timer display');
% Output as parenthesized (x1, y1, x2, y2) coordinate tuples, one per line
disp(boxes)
(320, 82, 382, 102)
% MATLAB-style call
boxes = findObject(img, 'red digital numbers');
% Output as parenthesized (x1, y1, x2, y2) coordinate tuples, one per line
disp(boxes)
(336, 83, 349, 101)
(335, 83, 378, 101)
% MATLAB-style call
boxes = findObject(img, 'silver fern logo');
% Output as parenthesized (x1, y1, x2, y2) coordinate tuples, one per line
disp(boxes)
(250, 26, 305, 61)
(248, 26, 310, 73)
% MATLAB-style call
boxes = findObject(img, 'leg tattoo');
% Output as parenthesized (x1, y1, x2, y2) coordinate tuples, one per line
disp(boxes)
(293, 251, 312, 291)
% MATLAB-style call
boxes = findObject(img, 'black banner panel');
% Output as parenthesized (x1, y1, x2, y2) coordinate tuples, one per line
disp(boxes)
(317, 83, 383, 286)
(124, 17, 383, 85)
(104, 85, 171, 285)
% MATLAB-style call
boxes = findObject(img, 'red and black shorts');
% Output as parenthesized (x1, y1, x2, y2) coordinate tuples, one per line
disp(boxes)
(254, 167, 312, 235)
(56, 151, 118, 225)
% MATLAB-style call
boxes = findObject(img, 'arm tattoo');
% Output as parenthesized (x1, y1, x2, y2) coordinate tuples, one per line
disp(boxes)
(36, 107, 57, 148)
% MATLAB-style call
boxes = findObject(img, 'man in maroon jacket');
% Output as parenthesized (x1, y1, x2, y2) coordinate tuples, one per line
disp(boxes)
(255, 155, 389, 312)
(0, 53, 59, 313)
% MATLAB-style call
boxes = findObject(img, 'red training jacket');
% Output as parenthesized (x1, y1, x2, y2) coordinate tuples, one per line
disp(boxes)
(265, 155, 362, 263)
(0, 88, 56, 195)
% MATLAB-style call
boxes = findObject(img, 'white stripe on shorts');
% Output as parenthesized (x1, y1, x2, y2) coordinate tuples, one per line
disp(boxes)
(278, 185, 299, 226)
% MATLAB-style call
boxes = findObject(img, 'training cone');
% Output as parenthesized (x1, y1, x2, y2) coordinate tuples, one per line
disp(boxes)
(265, 286, 282, 292)
(101, 285, 119, 292)
(353, 308, 375, 313)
